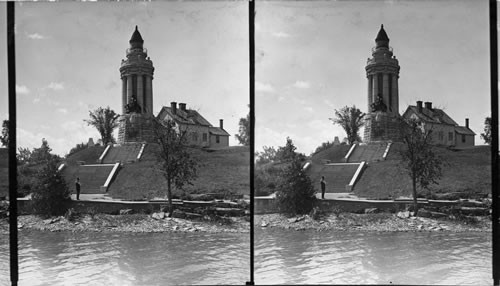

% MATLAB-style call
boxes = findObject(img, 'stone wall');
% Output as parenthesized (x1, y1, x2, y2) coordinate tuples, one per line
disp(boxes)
(364, 112, 403, 143)
(255, 197, 430, 214)
(118, 113, 156, 144)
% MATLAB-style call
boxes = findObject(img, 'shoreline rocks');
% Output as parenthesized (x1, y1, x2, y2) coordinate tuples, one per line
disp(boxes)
(254, 213, 490, 232)
(1, 213, 249, 234)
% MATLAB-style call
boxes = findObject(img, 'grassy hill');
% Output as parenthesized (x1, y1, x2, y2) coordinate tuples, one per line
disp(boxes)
(307, 143, 492, 200)
(354, 143, 492, 200)
(106, 144, 250, 200)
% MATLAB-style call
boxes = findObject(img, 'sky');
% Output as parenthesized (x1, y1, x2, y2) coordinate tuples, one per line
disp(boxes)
(0, 1, 249, 156)
(0, 1, 495, 157)
(255, 0, 491, 155)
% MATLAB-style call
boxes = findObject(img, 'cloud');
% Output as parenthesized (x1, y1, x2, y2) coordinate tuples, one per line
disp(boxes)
(27, 33, 46, 40)
(292, 81, 311, 89)
(272, 31, 291, 38)
(305, 106, 314, 113)
(57, 108, 68, 114)
(33, 98, 40, 104)
(256, 81, 275, 93)
(16, 85, 30, 94)
(47, 82, 64, 91)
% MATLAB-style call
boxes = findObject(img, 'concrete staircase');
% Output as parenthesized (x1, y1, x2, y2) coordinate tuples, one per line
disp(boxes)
(347, 143, 388, 163)
(102, 143, 142, 164)
(309, 163, 360, 193)
(74, 164, 115, 194)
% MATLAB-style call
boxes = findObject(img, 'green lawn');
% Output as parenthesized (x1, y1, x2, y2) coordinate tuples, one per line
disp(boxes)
(354, 143, 492, 200)
(107, 144, 250, 200)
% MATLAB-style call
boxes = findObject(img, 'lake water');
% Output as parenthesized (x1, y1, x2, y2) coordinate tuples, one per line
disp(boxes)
(0, 231, 250, 285)
(255, 230, 491, 285)
(0, 230, 492, 285)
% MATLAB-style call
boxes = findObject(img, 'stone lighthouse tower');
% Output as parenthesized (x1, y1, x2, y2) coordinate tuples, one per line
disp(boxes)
(363, 25, 402, 142)
(118, 26, 156, 143)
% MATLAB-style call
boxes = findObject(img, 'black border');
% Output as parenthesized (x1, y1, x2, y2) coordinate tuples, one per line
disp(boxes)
(5, 1, 499, 285)
(490, 1, 499, 285)
(247, 0, 256, 285)
(7, 1, 18, 286)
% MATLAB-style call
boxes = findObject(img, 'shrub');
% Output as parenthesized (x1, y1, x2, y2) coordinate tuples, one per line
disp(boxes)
(275, 158, 317, 215)
(31, 158, 71, 217)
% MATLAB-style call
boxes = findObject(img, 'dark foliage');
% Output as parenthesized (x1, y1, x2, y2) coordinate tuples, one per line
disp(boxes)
(480, 116, 491, 145)
(0, 120, 8, 147)
(153, 118, 198, 217)
(235, 110, 250, 146)
(84, 106, 120, 145)
(400, 119, 443, 215)
(275, 158, 317, 215)
(31, 157, 71, 217)
(330, 105, 365, 145)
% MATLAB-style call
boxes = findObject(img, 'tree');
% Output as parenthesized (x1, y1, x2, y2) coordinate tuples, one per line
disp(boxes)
(400, 119, 443, 215)
(275, 157, 316, 215)
(84, 106, 120, 145)
(153, 119, 197, 217)
(17, 139, 61, 198)
(275, 137, 298, 161)
(256, 146, 278, 165)
(480, 116, 491, 145)
(31, 156, 70, 217)
(330, 105, 365, 145)
(235, 112, 250, 146)
(0, 120, 8, 147)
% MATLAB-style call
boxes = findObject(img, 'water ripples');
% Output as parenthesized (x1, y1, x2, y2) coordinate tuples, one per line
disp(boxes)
(255, 230, 491, 285)
(1, 231, 249, 285)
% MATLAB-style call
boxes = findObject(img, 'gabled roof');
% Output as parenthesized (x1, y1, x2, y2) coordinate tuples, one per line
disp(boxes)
(157, 106, 212, 127)
(209, 127, 230, 136)
(403, 105, 458, 126)
(455, 126, 476, 136)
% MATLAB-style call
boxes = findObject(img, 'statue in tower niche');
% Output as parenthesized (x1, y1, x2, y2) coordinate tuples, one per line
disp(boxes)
(371, 94, 387, 113)
(125, 96, 141, 114)
(363, 25, 403, 143)
(117, 26, 156, 144)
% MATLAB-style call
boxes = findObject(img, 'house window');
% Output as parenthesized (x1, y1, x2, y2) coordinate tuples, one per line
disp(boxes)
(216, 135, 220, 143)
(202, 133, 207, 142)
(462, 134, 466, 143)
(448, 132, 453, 141)
(438, 131, 444, 141)
(191, 132, 198, 142)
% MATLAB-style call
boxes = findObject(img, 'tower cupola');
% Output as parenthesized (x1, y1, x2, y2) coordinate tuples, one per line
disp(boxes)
(375, 24, 389, 49)
(129, 25, 144, 49)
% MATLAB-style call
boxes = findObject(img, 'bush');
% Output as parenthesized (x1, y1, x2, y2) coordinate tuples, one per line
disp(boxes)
(31, 159, 71, 217)
(275, 159, 317, 215)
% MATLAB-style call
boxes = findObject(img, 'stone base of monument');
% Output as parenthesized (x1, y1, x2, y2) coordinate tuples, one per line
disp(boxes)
(364, 112, 403, 143)
(118, 113, 156, 144)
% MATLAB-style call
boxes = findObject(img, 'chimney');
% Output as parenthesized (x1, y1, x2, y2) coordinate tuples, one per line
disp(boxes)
(424, 102, 432, 110)
(219, 119, 224, 130)
(416, 101, 423, 113)
(179, 103, 186, 111)
(170, 102, 177, 114)
(465, 118, 469, 129)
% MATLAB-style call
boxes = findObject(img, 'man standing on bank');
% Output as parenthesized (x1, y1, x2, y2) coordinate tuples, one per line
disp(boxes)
(75, 177, 81, 200)
(320, 176, 326, 199)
